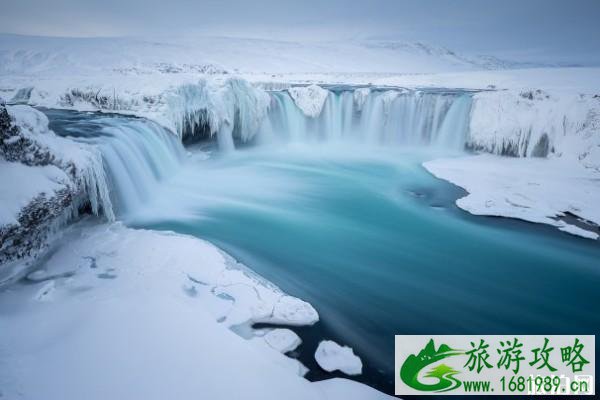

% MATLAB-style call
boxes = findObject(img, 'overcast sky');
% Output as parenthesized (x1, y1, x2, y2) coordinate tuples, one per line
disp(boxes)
(1, 0, 599, 64)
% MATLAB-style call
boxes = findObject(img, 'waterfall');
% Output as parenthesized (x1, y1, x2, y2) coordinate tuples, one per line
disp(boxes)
(163, 81, 472, 151)
(48, 111, 185, 217)
(44, 86, 472, 217)
(258, 89, 473, 150)
(97, 119, 184, 216)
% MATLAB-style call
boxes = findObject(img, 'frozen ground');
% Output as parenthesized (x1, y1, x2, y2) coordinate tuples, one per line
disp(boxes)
(424, 155, 600, 240)
(0, 220, 390, 400)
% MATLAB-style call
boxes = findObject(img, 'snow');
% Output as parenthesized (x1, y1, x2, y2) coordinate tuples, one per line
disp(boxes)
(313, 378, 394, 400)
(558, 224, 599, 240)
(424, 154, 600, 240)
(4, 105, 114, 221)
(263, 328, 302, 353)
(468, 90, 600, 164)
(0, 221, 391, 400)
(287, 84, 330, 118)
(315, 340, 363, 376)
(0, 160, 69, 225)
(353, 87, 371, 111)
(0, 34, 514, 76)
(168, 78, 270, 142)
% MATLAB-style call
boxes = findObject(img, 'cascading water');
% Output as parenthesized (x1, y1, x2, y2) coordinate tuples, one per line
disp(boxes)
(45, 110, 185, 218)
(39, 87, 473, 226)
(258, 88, 473, 149)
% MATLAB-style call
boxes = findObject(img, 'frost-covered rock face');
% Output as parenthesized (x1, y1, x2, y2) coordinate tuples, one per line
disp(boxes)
(168, 78, 270, 147)
(287, 84, 329, 118)
(0, 105, 113, 271)
(468, 90, 600, 170)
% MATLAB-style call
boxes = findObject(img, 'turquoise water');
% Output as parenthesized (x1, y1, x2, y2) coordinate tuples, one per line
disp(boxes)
(45, 109, 600, 394)
(138, 145, 600, 391)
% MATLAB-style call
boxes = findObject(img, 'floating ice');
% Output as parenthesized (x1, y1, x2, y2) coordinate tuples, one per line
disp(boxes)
(264, 328, 302, 353)
(315, 340, 363, 376)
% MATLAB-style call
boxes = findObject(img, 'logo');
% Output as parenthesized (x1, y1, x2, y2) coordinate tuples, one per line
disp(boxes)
(395, 335, 595, 396)
(400, 339, 464, 392)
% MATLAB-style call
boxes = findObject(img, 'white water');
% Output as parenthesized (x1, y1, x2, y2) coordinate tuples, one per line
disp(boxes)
(49, 88, 473, 219)
(47, 112, 185, 217)
(258, 89, 472, 150)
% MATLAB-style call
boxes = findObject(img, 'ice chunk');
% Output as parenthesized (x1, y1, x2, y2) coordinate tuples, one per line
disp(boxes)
(558, 223, 599, 240)
(264, 328, 302, 353)
(315, 340, 363, 376)
(268, 295, 319, 326)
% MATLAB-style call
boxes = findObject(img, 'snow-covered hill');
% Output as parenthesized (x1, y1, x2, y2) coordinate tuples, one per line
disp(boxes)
(0, 34, 534, 75)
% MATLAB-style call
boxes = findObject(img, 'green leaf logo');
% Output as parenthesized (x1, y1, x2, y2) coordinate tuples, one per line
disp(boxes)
(400, 339, 464, 392)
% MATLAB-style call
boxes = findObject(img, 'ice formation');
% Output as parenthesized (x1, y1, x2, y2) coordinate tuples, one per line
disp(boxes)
(168, 78, 270, 149)
(264, 328, 302, 353)
(315, 340, 363, 376)
(468, 90, 600, 168)
(287, 84, 330, 118)
(0, 105, 116, 269)
(5, 105, 114, 219)
(48, 113, 186, 217)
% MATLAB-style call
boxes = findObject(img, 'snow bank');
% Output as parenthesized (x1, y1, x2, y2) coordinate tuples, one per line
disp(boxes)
(6, 105, 114, 218)
(287, 84, 329, 118)
(0, 222, 390, 400)
(0, 104, 114, 268)
(3, 76, 272, 150)
(468, 90, 600, 168)
(424, 154, 600, 240)
(315, 340, 363, 376)
(0, 161, 68, 225)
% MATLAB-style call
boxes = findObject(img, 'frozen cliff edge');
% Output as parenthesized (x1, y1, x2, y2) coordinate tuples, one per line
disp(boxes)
(427, 89, 600, 239)
(3, 76, 271, 149)
(0, 221, 391, 400)
(468, 89, 600, 168)
(0, 104, 113, 276)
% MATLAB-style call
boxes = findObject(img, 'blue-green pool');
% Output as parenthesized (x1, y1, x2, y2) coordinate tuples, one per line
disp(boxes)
(133, 144, 600, 392)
